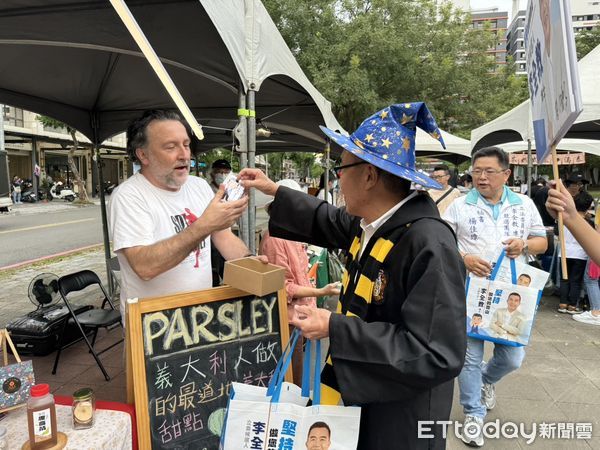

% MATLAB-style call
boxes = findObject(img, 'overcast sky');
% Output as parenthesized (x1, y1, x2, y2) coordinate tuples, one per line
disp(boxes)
(469, 0, 528, 21)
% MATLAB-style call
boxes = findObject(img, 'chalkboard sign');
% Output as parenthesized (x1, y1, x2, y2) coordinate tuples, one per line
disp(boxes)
(127, 286, 290, 450)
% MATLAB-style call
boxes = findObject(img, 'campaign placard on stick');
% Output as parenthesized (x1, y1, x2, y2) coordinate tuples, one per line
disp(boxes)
(525, 0, 582, 162)
(127, 286, 290, 450)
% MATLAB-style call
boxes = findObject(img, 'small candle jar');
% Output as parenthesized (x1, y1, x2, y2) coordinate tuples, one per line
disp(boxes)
(72, 388, 95, 429)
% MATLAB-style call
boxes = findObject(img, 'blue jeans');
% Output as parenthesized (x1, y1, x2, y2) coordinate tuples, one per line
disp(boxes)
(584, 260, 600, 311)
(12, 190, 20, 203)
(459, 337, 525, 419)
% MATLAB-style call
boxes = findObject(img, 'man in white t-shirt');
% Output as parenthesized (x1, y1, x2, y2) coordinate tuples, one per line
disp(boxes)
(109, 110, 256, 318)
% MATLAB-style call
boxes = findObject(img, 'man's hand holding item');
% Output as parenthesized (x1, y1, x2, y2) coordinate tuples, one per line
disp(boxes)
(238, 168, 279, 196)
(290, 304, 332, 340)
(502, 237, 526, 259)
(463, 254, 492, 277)
(199, 185, 248, 232)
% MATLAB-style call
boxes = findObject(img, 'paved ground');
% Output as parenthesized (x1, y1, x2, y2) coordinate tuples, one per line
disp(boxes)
(1, 202, 600, 448)
(2, 198, 102, 216)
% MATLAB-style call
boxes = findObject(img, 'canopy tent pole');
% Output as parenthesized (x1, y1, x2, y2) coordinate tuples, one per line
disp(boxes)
(527, 139, 533, 197)
(237, 85, 250, 247)
(31, 137, 38, 202)
(0, 104, 9, 197)
(96, 145, 114, 298)
(247, 89, 257, 255)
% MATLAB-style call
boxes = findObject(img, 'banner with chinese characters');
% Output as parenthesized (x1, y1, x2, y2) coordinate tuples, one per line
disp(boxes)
(466, 277, 542, 348)
(509, 152, 585, 165)
(525, 0, 582, 162)
(127, 287, 291, 449)
(222, 399, 361, 449)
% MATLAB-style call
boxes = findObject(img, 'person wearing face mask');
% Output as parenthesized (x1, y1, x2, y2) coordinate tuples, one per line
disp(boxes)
(209, 159, 232, 193)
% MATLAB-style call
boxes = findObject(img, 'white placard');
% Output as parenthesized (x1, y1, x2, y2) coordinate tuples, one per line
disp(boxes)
(525, 0, 582, 162)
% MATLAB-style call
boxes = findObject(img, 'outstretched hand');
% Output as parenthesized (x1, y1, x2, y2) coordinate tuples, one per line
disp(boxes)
(238, 169, 279, 196)
(319, 282, 341, 297)
(546, 180, 577, 224)
(198, 185, 248, 233)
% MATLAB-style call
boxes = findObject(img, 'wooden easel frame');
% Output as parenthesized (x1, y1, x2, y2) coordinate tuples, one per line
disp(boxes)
(125, 286, 290, 450)
(0, 329, 29, 413)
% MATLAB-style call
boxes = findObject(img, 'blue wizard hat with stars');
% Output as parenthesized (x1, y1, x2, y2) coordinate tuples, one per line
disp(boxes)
(320, 102, 446, 190)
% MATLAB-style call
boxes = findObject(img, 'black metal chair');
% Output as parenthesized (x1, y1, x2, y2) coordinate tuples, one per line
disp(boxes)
(52, 270, 123, 381)
(108, 256, 121, 303)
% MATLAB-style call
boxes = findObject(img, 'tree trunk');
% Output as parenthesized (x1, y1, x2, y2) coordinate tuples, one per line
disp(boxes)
(68, 129, 89, 202)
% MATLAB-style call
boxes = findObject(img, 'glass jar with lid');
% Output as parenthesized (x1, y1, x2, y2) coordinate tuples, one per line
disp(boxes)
(72, 388, 95, 429)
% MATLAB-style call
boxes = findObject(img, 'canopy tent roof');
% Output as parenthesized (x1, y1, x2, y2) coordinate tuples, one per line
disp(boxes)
(471, 44, 600, 151)
(0, 0, 343, 152)
(501, 138, 600, 157)
(327, 127, 472, 164)
(415, 128, 471, 164)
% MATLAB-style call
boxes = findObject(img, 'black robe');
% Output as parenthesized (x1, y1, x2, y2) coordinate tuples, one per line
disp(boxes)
(269, 187, 466, 450)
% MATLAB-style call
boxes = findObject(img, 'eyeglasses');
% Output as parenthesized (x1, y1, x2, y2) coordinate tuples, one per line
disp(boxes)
(431, 174, 449, 180)
(332, 161, 368, 177)
(471, 168, 508, 177)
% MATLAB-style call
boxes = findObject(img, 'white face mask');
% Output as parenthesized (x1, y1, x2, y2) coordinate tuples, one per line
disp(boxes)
(213, 173, 228, 185)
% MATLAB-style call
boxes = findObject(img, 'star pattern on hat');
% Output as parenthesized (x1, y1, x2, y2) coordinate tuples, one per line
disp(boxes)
(347, 103, 444, 169)
(319, 102, 445, 190)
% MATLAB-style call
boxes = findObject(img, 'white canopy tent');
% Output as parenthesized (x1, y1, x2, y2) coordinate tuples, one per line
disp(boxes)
(471, 43, 600, 151)
(0, 0, 346, 290)
(502, 138, 600, 157)
(415, 128, 472, 163)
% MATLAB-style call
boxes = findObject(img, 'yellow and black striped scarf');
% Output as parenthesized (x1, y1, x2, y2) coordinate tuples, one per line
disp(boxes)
(320, 223, 412, 405)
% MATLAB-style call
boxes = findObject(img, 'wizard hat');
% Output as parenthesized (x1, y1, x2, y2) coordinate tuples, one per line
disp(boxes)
(320, 102, 446, 189)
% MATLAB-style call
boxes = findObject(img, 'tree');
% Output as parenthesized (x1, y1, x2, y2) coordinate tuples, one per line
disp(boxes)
(263, 0, 529, 136)
(36, 116, 89, 202)
(575, 27, 600, 60)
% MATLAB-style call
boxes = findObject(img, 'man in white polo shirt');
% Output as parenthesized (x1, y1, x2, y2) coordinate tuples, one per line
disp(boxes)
(443, 146, 547, 447)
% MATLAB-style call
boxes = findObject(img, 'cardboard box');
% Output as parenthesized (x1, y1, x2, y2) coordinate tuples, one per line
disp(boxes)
(223, 257, 285, 296)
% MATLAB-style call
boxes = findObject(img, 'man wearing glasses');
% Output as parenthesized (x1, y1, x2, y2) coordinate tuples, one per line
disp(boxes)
(240, 103, 466, 449)
(443, 146, 547, 447)
(428, 164, 461, 215)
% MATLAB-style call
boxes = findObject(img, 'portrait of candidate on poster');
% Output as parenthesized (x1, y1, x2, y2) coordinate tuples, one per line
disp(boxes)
(466, 278, 541, 347)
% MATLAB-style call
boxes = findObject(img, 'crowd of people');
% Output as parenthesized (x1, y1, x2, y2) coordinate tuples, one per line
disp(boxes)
(107, 107, 598, 449)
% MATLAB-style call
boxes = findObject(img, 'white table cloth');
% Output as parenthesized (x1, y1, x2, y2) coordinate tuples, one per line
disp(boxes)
(3, 404, 132, 450)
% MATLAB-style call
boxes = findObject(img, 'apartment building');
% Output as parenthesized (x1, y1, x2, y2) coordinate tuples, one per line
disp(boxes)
(2, 105, 127, 196)
(470, 8, 510, 69)
(507, 0, 600, 75)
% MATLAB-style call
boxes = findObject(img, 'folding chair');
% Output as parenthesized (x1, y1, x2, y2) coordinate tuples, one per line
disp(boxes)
(108, 256, 121, 303)
(52, 270, 123, 381)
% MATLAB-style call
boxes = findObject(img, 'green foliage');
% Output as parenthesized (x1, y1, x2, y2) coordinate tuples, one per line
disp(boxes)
(575, 27, 600, 60)
(263, 0, 529, 135)
(36, 115, 72, 133)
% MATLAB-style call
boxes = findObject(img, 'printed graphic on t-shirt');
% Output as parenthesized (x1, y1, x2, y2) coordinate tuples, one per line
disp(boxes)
(170, 208, 206, 268)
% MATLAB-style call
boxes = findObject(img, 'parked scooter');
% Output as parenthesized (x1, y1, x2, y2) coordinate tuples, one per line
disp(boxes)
(50, 182, 76, 202)
(20, 180, 37, 203)
(96, 180, 117, 195)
